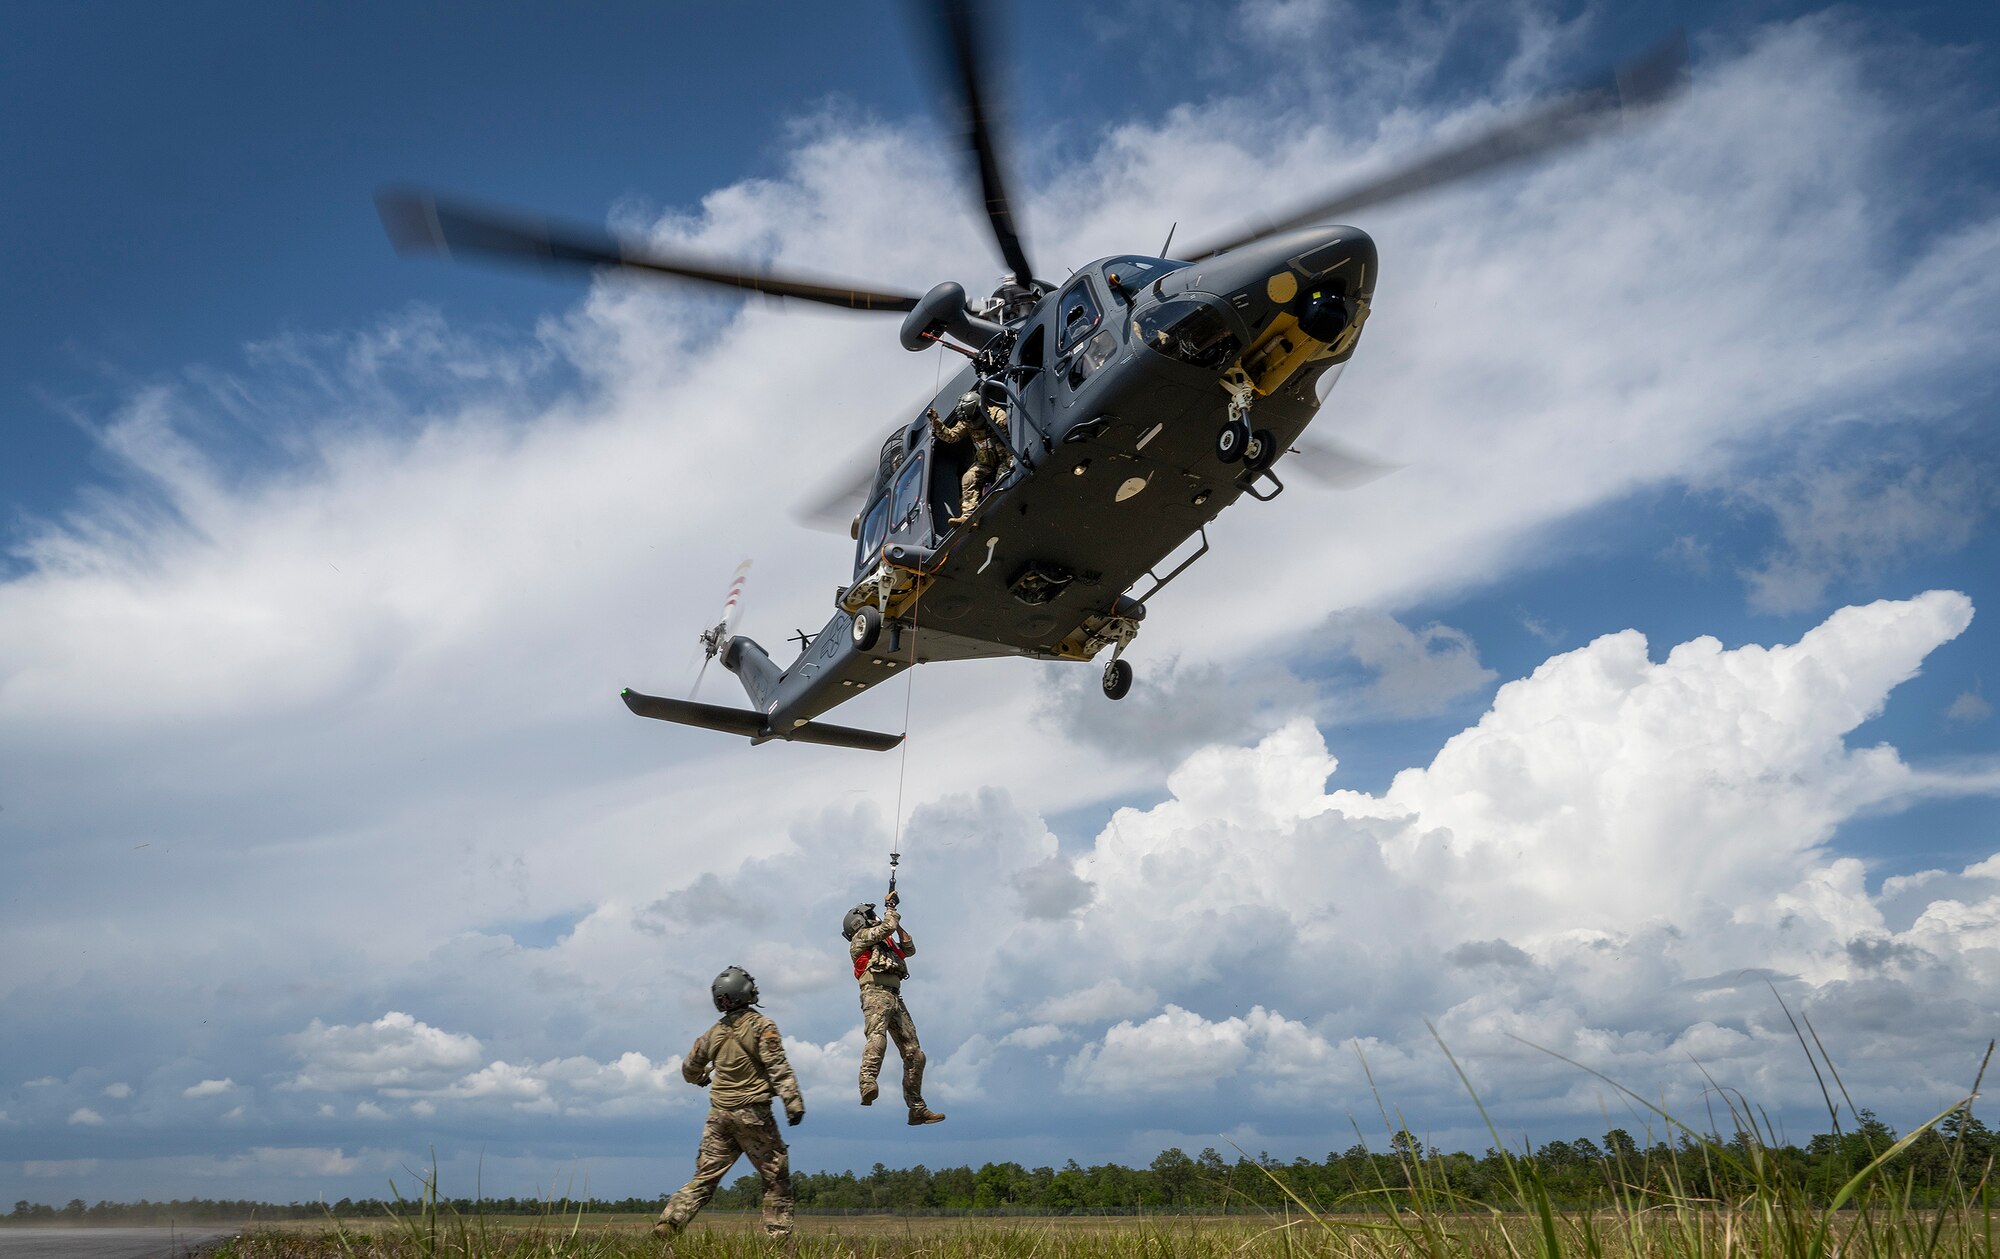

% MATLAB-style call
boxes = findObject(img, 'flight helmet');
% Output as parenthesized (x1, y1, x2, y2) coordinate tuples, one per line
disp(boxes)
(711, 965, 759, 1012)
(841, 903, 878, 940)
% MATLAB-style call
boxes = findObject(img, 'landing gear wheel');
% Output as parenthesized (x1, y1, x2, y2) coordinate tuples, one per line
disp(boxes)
(1215, 419, 1250, 464)
(852, 606, 882, 651)
(1102, 658, 1133, 701)
(1244, 428, 1277, 472)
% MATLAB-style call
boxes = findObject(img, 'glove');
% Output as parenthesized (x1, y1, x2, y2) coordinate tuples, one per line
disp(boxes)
(695, 1075, 711, 1088)
(885, 889, 899, 909)
(785, 1098, 805, 1127)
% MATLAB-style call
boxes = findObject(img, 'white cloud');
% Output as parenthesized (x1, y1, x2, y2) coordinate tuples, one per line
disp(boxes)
(282, 1013, 482, 1092)
(1736, 456, 1992, 613)
(182, 1078, 235, 1099)
(1065, 1006, 1254, 1095)
(1948, 689, 1992, 724)
(100, 1082, 132, 1099)
(24, 1160, 98, 1178)
(1312, 610, 1497, 717)
(354, 1101, 389, 1120)
(998, 1024, 1065, 1050)
(1034, 980, 1160, 1027)
(67, 1107, 104, 1126)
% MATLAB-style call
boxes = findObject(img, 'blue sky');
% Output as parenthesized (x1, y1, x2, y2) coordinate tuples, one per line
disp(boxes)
(2, 0, 1998, 1207)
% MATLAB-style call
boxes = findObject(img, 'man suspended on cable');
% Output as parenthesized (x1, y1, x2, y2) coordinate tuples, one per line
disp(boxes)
(654, 966, 804, 1241)
(843, 889, 945, 1124)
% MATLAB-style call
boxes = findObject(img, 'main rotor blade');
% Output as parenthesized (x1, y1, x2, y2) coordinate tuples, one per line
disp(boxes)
(1183, 34, 1690, 262)
(376, 190, 922, 313)
(918, 0, 1036, 285)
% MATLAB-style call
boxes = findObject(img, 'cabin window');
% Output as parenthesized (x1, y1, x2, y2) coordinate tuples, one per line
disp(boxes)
(1055, 279, 1102, 355)
(1134, 299, 1242, 371)
(891, 451, 926, 534)
(1015, 323, 1045, 371)
(857, 495, 890, 567)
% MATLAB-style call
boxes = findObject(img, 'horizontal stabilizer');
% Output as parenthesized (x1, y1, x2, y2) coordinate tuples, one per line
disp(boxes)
(620, 690, 903, 752)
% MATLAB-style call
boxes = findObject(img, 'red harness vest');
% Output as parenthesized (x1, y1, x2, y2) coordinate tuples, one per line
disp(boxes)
(853, 937, 906, 979)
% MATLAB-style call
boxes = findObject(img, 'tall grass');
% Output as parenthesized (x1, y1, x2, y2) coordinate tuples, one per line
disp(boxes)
(211, 1034, 1993, 1259)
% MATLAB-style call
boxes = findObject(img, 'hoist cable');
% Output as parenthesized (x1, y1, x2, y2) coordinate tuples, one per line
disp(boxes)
(886, 342, 947, 880)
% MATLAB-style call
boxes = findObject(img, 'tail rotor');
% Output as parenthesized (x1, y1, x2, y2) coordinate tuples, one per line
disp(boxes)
(691, 560, 752, 700)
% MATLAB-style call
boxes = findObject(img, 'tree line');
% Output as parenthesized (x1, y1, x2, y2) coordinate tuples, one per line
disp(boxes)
(7, 1110, 1990, 1222)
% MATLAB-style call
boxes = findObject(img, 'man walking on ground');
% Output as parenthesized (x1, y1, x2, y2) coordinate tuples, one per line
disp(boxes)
(655, 966, 804, 1240)
(844, 889, 945, 1125)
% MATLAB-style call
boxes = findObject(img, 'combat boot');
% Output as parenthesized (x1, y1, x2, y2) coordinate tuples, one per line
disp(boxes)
(859, 1076, 879, 1106)
(907, 1106, 946, 1125)
(652, 1215, 683, 1241)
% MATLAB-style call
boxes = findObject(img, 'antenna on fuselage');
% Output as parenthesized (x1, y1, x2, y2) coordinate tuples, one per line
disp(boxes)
(1158, 221, 1177, 257)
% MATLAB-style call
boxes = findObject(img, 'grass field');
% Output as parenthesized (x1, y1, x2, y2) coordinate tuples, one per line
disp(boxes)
(207, 1034, 1995, 1259)
(210, 1202, 1997, 1259)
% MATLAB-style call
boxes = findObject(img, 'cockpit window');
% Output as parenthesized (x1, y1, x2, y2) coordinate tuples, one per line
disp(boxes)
(1134, 299, 1242, 371)
(1101, 255, 1186, 295)
(1055, 279, 1102, 355)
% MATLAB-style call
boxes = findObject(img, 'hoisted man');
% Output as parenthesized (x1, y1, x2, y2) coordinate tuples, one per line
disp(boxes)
(928, 390, 1011, 524)
(655, 966, 804, 1241)
(843, 889, 946, 1125)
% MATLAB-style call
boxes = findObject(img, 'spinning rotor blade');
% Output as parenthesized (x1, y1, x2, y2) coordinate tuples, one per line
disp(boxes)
(1287, 435, 1401, 490)
(376, 190, 922, 313)
(691, 560, 753, 701)
(917, 0, 1036, 285)
(794, 450, 881, 534)
(1183, 34, 1690, 262)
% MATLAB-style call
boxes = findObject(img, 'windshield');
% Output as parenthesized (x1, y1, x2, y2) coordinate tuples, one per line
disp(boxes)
(1134, 299, 1242, 371)
(1102, 255, 1186, 294)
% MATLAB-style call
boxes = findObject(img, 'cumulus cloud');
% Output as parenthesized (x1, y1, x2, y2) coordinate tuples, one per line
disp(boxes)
(181, 1078, 235, 1099)
(282, 1013, 482, 1092)
(100, 1082, 132, 1099)
(67, 1107, 104, 1126)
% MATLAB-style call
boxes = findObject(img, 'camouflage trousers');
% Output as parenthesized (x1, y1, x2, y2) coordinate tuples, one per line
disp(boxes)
(661, 1102, 792, 1238)
(858, 985, 927, 1112)
(959, 463, 994, 517)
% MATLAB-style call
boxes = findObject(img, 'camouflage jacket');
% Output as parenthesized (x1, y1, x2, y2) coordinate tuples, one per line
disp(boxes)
(930, 405, 1011, 468)
(848, 907, 915, 990)
(681, 1009, 801, 1110)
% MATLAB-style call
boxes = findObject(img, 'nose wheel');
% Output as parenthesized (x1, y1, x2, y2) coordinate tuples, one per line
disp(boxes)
(1102, 657, 1133, 700)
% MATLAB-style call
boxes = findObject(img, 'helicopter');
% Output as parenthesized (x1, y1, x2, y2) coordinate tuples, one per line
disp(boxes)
(376, 3, 1686, 752)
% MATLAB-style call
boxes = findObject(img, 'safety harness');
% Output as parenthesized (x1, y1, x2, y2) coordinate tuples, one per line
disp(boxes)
(852, 935, 906, 980)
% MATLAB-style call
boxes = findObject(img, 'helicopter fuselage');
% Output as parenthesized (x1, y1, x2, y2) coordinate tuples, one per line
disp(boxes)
(703, 223, 1378, 744)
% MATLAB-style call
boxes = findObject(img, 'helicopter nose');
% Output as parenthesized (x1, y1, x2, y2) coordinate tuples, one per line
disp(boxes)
(1213, 224, 1376, 332)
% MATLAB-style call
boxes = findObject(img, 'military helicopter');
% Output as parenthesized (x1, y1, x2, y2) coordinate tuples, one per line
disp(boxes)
(377, 3, 1685, 751)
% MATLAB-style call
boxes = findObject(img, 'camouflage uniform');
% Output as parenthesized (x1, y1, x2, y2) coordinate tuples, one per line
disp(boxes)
(660, 1008, 803, 1239)
(849, 906, 933, 1118)
(929, 402, 1012, 521)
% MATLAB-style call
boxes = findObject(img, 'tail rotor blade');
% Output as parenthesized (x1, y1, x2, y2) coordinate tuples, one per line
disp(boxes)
(688, 560, 753, 701)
